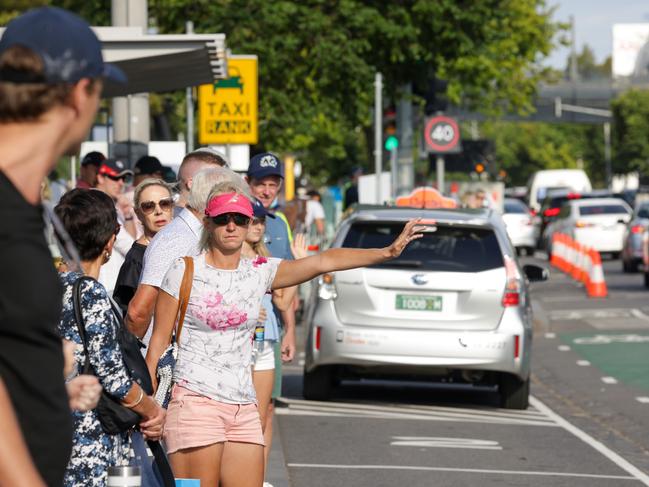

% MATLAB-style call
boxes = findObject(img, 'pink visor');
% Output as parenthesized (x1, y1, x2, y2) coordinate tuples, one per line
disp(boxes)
(205, 192, 254, 218)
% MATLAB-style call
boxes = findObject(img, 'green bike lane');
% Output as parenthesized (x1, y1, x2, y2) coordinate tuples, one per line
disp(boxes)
(558, 330, 649, 392)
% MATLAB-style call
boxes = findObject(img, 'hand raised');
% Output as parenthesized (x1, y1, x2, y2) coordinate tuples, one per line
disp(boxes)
(386, 218, 425, 258)
(291, 233, 309, 259)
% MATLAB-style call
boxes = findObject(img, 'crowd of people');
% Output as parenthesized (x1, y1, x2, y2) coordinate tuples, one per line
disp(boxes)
(0, 6, 425, 487)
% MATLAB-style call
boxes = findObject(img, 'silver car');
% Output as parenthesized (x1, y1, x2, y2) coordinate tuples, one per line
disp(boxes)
(622, 203, 649, 272)
(302, 207, 547, 409)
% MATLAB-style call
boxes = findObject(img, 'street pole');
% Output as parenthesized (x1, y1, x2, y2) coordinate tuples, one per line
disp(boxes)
(604, 122, 612, 190)
(374, 72, 383, 204)
(390, 148, 398, 200)
(436, 154, 445, 193)
(186, 21, 195, 152)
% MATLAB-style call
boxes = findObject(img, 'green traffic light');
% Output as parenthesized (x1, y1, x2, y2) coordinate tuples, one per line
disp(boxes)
(384, 135, 399, 151)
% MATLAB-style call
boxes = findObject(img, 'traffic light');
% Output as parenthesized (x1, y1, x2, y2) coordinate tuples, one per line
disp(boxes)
(424, 77, 448, 115)
(383, 105, 398, 151)
(474, 162, 485, 174)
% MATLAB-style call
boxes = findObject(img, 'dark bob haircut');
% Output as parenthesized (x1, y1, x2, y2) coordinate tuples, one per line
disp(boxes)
(55, 189, 117, 261)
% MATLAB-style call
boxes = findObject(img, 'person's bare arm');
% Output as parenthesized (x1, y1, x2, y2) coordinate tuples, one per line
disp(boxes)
(315, 218, 325, 235)
(280, 307, 297, 362)
(144, 289, 179, 392)
(125, 284, 159, 338)
(0, 378, 46, 486)
(272, 287, 297, 311)
(272, 219, 424, 290)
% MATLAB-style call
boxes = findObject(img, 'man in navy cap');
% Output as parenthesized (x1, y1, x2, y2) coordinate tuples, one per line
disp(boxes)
(0, 7, 125, 486)
(245, 152, 297, 474)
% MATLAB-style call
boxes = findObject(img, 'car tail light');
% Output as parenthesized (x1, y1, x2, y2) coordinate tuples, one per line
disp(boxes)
(530, 209, 537, 217)
(502, 256, 521, 307)
(543, 208, 560, 218)
(631, 225, 645, 234)
(308, 244, 320, 251)
(575, 220, 594, 228)
(318, 273, 338, 300)
(315, 327, 322, 350)
(567, 193, 581, 199)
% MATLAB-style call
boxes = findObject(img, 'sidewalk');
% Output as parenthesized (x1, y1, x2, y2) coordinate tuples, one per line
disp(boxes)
(265, 414, 291, 487)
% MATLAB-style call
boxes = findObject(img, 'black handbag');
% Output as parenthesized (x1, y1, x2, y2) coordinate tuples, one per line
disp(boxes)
(72, 276, 153, 434)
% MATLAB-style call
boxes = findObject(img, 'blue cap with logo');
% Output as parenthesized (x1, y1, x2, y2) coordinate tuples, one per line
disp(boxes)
(0, 7, 126, 85)
(252, 198, 276, 219)
(247, 152, 283, 180)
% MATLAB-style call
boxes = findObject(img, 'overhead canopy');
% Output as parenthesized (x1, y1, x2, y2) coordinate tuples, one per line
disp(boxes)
(95, 27, 228, 97)
(0, 26, 228, 97)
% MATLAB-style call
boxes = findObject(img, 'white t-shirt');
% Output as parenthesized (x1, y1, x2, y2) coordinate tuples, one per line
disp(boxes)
(99, 208, 134, 296)
(160, 253, 281, 404)
(305, 199, 325, 228)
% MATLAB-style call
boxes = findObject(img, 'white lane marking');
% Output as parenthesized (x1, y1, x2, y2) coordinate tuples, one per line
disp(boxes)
(276, 397, 556, 427)
(636, 397, 649, 404)
(558, 345, 571, 351)
(545, 332, 557, 339)
(390, 436, 502, 450)
(530, 395, 649, 486)
(298, 351, 306, 358)
(286, 463, 636, 481)
(602, 377, 618, 384)
(577, 360, 591, 366)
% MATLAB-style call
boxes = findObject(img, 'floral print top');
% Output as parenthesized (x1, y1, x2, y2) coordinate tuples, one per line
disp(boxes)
(58, 272, 133, 487)
(161, 253, 281, 404)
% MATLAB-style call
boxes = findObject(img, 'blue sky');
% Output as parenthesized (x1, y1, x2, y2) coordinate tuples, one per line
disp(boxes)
(545, 0, 649, 68)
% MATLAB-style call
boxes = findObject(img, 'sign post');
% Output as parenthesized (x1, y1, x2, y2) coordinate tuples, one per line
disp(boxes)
(424, 115, 461, 193)
(198, 55, 259, 150)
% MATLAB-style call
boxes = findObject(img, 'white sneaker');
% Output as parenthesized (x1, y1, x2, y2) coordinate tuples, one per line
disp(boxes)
(263, 483, 274, 487)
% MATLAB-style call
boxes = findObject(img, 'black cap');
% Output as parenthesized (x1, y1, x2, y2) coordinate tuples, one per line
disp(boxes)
(0, 7, 126, 85)
(134, 156, 164, 176)
(81, 151, 105, 167)
(247, 152, 283, 180)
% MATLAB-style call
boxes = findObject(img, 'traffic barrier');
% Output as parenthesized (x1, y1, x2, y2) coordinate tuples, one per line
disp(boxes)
(548, 233, 606, 298)
(586, 248, 608, 298)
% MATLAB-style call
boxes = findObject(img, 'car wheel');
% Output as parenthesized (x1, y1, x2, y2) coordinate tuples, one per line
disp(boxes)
(610, 252, 621, 260)
(499, 373, 529, 410)
(525, 247, 535, 257)
(644, 272, 649, 289)
(303, 365, 334, 401)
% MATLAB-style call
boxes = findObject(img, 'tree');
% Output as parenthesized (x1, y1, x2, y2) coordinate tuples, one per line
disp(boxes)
(8, 0, 562, 183)
(611, 89, 649, 176)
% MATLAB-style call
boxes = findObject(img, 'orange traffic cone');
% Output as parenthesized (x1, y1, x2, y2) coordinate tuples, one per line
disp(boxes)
(586, 249, 607, 298)
(571, 242, 584, 281)
(550, 233, 559, 268)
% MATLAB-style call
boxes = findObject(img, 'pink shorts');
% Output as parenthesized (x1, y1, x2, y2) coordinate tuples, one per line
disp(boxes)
(163, 385, 264, 454)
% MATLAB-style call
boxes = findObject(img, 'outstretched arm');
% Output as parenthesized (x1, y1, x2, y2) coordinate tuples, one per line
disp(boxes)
(272, 219, 423, 290)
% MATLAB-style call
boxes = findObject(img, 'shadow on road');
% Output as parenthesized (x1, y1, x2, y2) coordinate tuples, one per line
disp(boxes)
(281, 371, 502, 409)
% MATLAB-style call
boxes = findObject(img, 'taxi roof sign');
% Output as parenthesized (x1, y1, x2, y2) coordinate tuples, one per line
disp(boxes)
(395, 187, 457, 209)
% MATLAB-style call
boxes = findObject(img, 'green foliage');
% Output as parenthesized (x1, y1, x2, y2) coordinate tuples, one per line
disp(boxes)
(480, 121, 606, 187)
(611, 89, 649, 176)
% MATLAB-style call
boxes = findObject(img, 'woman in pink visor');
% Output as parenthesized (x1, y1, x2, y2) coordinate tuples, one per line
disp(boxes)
(146, 181, 424, 487)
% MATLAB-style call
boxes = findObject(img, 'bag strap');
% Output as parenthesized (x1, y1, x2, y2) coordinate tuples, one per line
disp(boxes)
(172, 256, 194, 344)
(72, 276, 95, 375)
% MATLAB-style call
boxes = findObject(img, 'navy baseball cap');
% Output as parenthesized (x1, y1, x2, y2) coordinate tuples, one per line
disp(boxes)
(0, 7, 126, 85)
(247, 152, 283, 180)
(252, 198, 276, 219)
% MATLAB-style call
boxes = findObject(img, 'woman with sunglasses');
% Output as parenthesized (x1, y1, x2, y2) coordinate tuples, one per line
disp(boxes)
(145, 181, 424, 487)
(113, 179, 174, 315)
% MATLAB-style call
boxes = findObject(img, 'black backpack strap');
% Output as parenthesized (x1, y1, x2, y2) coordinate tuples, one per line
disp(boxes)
(147, 440, 176, 487)
(72, 276, 95, 375)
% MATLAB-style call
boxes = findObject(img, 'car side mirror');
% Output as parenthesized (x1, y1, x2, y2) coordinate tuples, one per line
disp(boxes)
(523, 264, 548, 282)
(618, 219, 627, 224)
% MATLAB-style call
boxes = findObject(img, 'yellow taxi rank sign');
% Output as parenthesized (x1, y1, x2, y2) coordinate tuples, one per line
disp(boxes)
(198, 55, 258, 145)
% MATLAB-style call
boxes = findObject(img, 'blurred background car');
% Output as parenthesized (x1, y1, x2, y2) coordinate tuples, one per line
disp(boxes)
(302, 207, 547, 409)
(621, 202, 649, 272)
(543, 197, 632, 258)
(502, 198, 538, 256)
(537, 190, 582, 250)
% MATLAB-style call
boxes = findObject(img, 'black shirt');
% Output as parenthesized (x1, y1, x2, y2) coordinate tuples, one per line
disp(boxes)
(113, 241, 147, 315)
(0, 171, 72, 486)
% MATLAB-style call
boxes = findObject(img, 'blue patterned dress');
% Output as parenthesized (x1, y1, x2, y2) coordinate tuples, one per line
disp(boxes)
(58, 272, 134, 487)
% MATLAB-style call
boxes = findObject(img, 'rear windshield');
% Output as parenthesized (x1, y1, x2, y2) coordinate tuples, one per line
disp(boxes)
(341, 222, 504, 272)
(504, 200, 528, 214)
(578, 204, 629, 216)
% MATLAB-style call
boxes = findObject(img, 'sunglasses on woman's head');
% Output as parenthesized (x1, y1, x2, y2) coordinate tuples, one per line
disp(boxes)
(211, 213, 251, 226)
(139, 198, 174, 214)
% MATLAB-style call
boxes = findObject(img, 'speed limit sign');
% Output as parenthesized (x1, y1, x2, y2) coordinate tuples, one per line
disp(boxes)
(424, 116, 461, 154)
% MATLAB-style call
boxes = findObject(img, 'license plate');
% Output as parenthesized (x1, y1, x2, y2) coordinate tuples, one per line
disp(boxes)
(396, 294, 442, 311)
